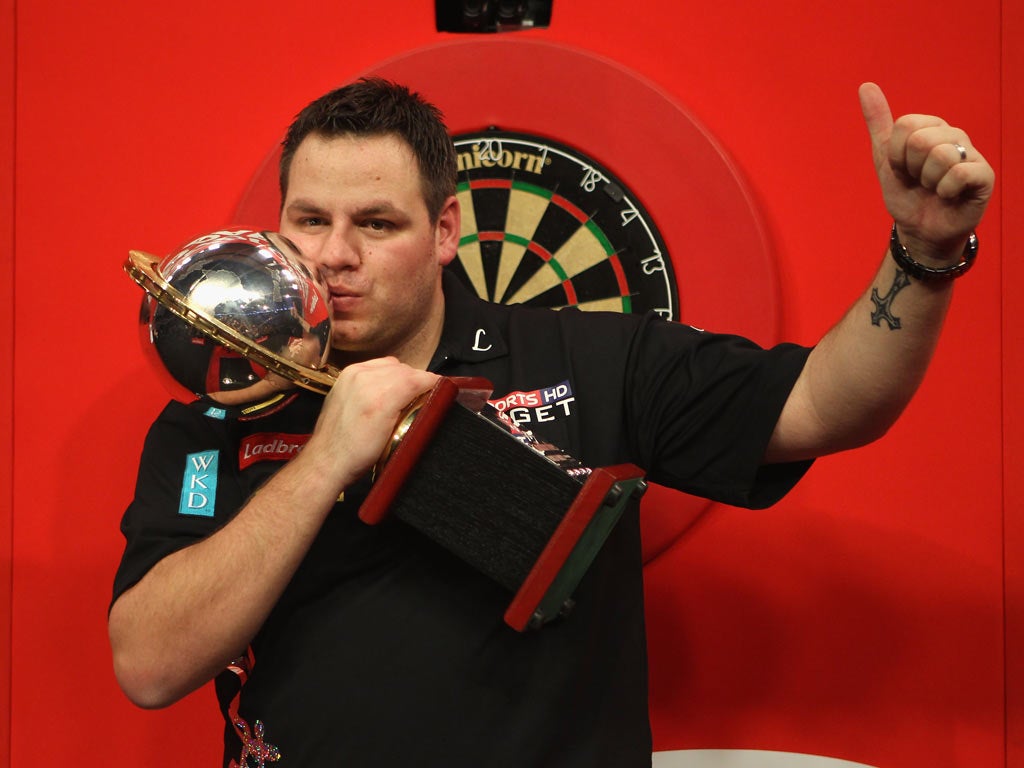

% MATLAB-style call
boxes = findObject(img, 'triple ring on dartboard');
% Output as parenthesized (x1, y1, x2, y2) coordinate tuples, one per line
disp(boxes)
(450, 131, 678, 320)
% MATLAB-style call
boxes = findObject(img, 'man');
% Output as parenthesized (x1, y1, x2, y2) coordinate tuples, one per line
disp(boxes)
(109, 78, 994, 766)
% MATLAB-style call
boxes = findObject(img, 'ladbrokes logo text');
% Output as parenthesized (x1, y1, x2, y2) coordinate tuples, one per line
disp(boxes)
(239, 433, 309, 470)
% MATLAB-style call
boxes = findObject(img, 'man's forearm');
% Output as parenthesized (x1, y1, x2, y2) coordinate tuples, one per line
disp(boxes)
(109, 358, 440, 709)
(108, 448, 343, 708)
(764, 82, 993, 465)
(766, 245, 955, 463)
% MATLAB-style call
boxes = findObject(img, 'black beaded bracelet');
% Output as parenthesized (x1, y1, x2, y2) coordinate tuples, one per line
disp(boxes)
(889, 223, 978, 282)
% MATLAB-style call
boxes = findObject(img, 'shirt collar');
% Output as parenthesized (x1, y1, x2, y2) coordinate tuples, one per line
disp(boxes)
(428, 269, 509, 371)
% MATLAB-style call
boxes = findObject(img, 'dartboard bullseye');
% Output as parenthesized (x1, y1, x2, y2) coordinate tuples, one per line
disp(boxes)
(450, 132, 678, 319)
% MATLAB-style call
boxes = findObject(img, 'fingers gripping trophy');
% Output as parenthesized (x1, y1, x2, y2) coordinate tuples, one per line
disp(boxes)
(125, 229, 647, 631)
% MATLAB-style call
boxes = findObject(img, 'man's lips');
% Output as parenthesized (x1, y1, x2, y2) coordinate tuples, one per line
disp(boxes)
(328, 287, 364, 312)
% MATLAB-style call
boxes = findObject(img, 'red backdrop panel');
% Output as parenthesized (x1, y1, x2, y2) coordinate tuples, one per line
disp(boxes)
(1002, 0, 1024, 764)
(1, 0, 14, 763)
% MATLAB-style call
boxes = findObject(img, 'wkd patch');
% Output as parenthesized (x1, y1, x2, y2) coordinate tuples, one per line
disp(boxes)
(180, 450, 219, 517)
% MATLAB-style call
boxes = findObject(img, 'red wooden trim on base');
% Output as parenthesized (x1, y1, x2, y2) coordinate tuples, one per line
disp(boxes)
(504, 464, 644, 631)
(358, 377, 492, 525)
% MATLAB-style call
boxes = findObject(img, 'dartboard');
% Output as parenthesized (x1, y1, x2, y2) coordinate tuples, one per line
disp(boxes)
(449, 131, 677, 319)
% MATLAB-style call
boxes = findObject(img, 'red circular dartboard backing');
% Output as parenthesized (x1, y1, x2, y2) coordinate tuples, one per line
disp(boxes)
(235, 39, 781, 563)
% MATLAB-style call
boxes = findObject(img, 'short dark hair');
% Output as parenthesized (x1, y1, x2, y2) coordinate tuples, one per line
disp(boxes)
(279, 78, 457, 222)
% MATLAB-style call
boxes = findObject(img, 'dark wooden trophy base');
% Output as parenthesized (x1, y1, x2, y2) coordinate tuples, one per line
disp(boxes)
(359, 377, 646, 631)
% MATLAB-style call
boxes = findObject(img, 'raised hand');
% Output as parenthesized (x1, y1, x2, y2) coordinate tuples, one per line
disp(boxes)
(859, 82, 994, 261)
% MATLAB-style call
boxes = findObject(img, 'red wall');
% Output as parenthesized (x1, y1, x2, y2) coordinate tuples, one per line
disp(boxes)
(3, 1, 1017, 766)
(1002, 3, 1024, 765)
(1, 0, 14, 763)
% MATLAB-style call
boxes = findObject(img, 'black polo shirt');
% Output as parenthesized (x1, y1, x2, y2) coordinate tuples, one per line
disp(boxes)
(114, 271, 811, 768)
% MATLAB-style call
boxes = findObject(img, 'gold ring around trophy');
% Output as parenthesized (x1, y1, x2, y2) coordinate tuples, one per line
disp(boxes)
(126, 246, 425, 473)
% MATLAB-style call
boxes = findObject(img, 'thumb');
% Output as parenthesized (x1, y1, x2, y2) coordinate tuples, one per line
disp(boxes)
(858, 82, 893, 156)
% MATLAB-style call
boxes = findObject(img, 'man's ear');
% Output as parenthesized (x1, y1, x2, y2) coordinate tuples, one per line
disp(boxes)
(435, 195, 461, 266)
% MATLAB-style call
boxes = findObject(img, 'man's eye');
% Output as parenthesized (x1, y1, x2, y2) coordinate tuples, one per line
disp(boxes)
(366, 220, 392, 231)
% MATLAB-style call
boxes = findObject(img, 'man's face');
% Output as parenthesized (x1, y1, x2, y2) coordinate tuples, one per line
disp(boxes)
(279, 132, 458, 367)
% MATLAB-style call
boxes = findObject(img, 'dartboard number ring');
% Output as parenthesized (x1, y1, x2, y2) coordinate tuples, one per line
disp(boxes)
(450, 131, 678, 319)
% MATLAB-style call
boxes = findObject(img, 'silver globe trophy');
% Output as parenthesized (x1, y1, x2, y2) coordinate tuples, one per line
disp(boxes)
(125, 228, 645, 630)
(125, 229, 337, 418)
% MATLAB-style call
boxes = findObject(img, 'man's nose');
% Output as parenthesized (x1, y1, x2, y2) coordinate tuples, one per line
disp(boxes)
(314, 229, 360, 272)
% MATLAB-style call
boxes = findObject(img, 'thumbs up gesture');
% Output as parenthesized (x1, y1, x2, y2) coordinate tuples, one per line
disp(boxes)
(859, 82, 994, 263)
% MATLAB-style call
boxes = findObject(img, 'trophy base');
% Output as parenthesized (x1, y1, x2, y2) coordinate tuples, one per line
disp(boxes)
(359, 378, 646, 631)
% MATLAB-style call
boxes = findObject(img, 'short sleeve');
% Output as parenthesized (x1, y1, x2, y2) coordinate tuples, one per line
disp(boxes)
(624, 315, 813, 508)
(112, 401, 245, 604)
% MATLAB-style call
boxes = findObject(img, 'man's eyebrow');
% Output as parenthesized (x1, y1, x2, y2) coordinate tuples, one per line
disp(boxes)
(353, 201, 402, 217)
(284, 199, 329, 215)
(283, 200, 405, 217)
